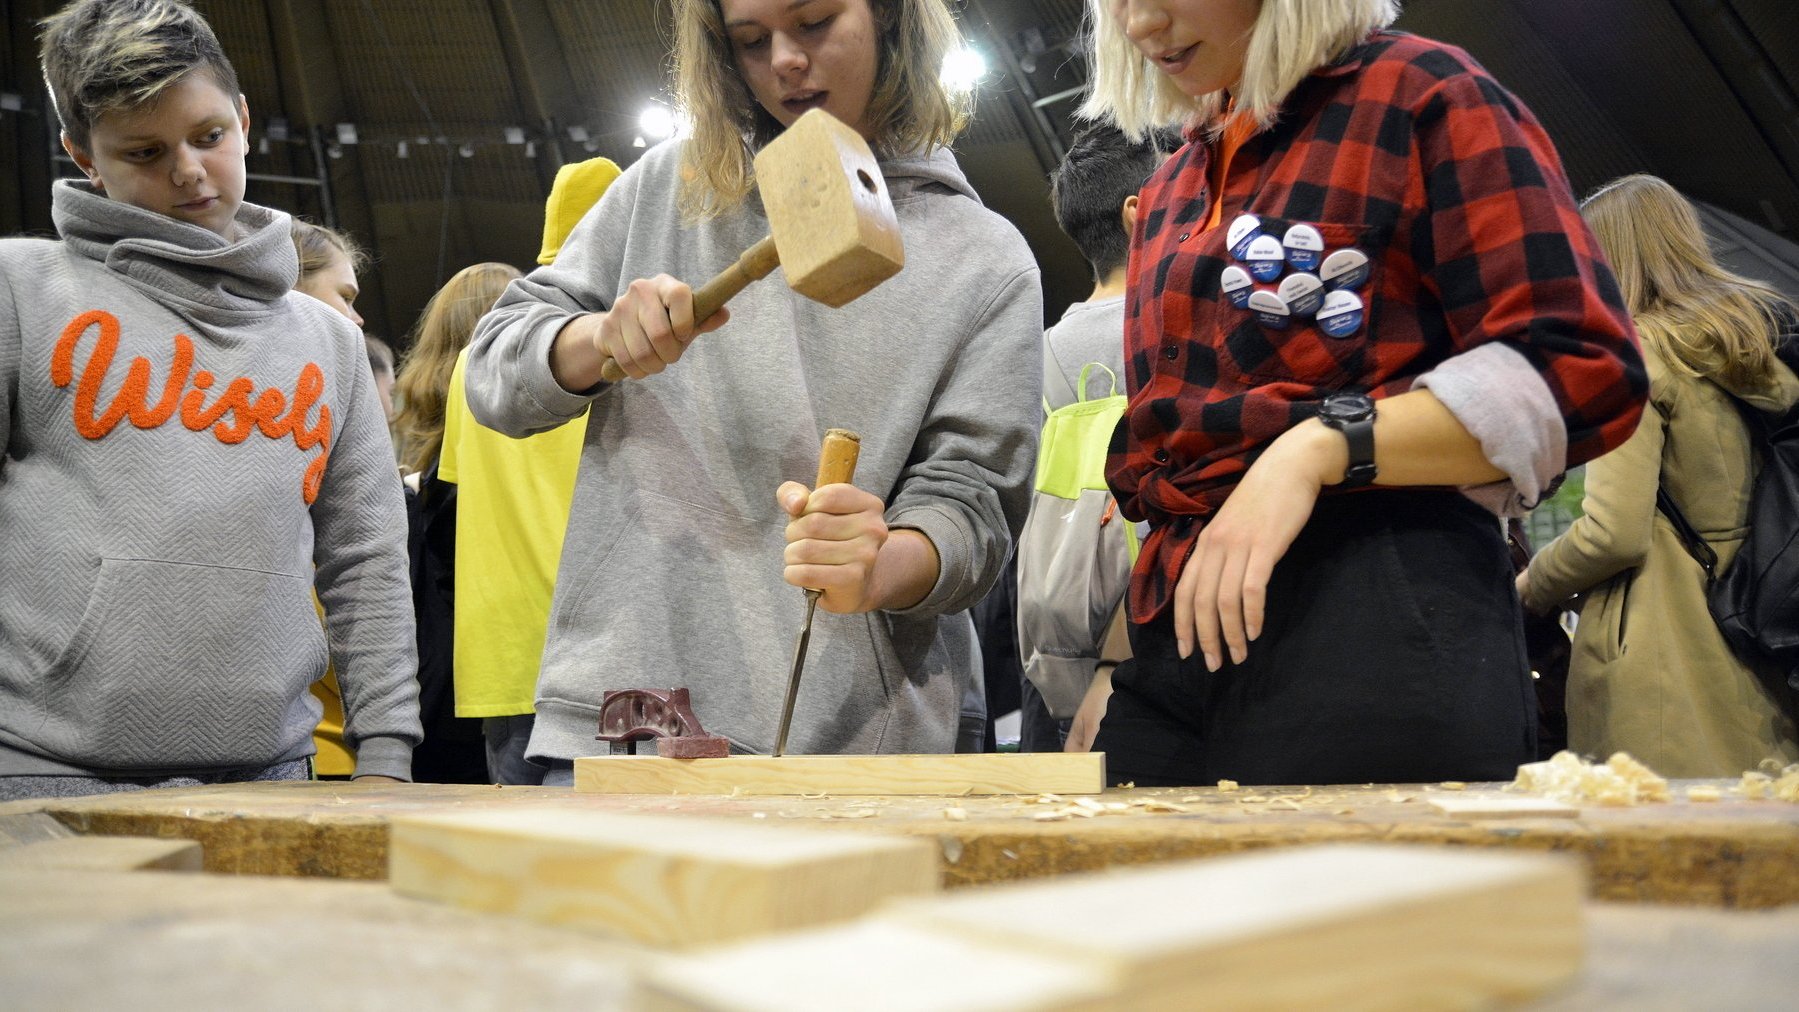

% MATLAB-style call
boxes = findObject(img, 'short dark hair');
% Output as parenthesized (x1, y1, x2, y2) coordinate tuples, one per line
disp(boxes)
(40, 0, 241, 150)
(1049, 122, 1171, 281)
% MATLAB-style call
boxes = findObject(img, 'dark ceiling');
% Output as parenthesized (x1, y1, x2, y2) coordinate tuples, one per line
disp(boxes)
(3, 0, 1796, 345)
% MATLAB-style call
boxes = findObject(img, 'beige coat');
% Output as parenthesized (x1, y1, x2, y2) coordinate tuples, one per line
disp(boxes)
(1525, 341, 1799, 776)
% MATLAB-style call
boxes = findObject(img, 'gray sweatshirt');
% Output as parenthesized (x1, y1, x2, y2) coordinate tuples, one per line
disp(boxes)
(466, 140, 1042, 759)
(0, 180, 420, 779)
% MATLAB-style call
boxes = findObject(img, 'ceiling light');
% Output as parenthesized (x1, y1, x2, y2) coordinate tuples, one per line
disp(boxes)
(940, 46, 986, 95)
(639, 104, 678, 141)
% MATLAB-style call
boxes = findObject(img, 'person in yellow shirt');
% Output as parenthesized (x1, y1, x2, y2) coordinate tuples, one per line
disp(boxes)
(438, 156, 620, 783)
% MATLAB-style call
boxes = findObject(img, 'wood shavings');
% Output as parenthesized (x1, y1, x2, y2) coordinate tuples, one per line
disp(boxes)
(1742, 764, 1799, 801)
(1509, 750, 1670, 806)
(942, 806, 968, 822)
(1118, 781, 1136, 789)
(940, 836, 964, 864)
(1216, 779, 1240, 792)
(801, 791, 829, 800)
(815, 809, 877, 820)
(1438, 781, 1467, 791)
(1335, 808, 1356, 816)
(1033, 810, 1071, 822)
(1384, 791, 1413, 803)
(1236, 795, 1270, 804)
(1778, 765, 1799, 802)
(1030, 794, 1065, 805)
(1267, 798, 1304, 811)
(751, 812, 767, 819)
(1179, 795, 1204, 803)
(1685, 785, 1722, 803)
(1135, 800, 1191, 814)
(728, 786, 743, 798)
(1071, 797, 1107, 813)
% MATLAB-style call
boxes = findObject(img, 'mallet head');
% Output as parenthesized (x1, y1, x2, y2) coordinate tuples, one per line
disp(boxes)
(753, 109, 905, 307)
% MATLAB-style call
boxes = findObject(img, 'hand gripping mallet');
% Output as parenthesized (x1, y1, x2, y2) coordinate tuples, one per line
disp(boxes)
(599, 109, 905, 382)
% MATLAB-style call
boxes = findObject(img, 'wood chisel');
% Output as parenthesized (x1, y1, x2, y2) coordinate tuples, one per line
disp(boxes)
(772, 428, 861, 757)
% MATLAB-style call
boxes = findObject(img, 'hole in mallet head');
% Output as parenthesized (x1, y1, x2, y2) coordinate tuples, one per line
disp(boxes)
(856, 168, 877, 193)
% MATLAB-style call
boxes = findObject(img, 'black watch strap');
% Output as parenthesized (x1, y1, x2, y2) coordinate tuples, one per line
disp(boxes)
(1338, 415, 1377, 488)
(1319, 394, 1377, 488)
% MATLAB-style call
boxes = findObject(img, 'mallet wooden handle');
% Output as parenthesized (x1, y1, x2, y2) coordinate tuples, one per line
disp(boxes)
(598, 235, 781, 383)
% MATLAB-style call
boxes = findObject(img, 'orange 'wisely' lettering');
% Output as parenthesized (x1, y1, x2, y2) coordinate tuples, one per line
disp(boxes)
(49, 309, 333, 503)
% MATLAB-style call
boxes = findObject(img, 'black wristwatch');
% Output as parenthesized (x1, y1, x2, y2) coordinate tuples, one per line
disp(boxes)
(1317, 393, 1377, 488)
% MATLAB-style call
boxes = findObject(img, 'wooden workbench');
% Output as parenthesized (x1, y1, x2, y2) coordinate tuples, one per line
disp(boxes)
(1, 867, 1795, 1009)
(4, 777, 1796, 907)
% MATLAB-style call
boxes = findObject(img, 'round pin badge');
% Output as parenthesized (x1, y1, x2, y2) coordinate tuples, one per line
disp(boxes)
(1220, 265, 1255, 308)
(1320, 248, 1372, 292)
(1227, 214, 1264, 261)
(1315, 289, 1366, 338)
(1282, 224, 1325, 273)
(1277, 271, 1325, 319)
(1247, 289, 1291, 331)
(1244, 235, 1286, 282)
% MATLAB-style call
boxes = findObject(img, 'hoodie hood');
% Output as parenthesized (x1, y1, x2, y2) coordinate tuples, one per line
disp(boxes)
(51, 179, 299, 325)
(878, 146, 981, 204)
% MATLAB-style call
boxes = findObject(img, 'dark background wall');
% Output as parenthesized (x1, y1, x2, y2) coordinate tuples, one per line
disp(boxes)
(3, 0, 1795, 343)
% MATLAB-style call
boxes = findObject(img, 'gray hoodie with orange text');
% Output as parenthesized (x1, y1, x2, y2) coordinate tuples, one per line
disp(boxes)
(0, 180, 420, 780)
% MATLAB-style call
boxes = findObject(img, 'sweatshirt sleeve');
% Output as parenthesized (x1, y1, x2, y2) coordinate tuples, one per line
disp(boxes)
(0, 258, 16, 458)
(465, 163, 639, 437)
(886, 264, 1044, 617)
(1406, 56, 1646, 492)
(1524, 352, 1671, 610)
(310, 321, 422, 780)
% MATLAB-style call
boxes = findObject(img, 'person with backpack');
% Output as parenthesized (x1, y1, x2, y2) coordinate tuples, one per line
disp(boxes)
(1520, 174, 1799, 776)
(1016, 123, 1168, 753)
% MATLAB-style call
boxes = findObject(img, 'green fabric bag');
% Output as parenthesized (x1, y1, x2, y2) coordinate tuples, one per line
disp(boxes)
(1015, 364, 1140, 719)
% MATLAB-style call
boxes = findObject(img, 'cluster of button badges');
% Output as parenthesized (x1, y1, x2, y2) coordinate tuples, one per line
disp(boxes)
(1219, 215, 1368, 338)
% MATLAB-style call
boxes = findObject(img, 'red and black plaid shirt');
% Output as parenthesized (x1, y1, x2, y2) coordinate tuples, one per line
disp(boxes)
(1110, 31, 1645, 623)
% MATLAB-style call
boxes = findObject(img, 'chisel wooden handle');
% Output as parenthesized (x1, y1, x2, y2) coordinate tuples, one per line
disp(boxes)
(802, 429, 861, 599)
(598, 235, 780, 383)
(814, 428, 861, 491)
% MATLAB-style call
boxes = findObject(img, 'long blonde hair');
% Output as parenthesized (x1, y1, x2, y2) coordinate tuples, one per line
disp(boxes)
(392, 262, 521, 474)
(1581, 174, 1794, 391)
(1080, 0, 1399, 139)
(671, 0, 970, 219)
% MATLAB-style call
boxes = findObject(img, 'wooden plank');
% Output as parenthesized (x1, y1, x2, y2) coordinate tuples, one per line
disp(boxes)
(574, 752, 1106, 796)
(0, 812, 77, 847)
(388, 808, 938, 948)
(639, 919, 1118, 1012)
(7, 779, 1795, 908)
(0, 836, 201, 872)
(9, 865, 1799, 1010)
(642, 844, 1586, 1010)
(1429, 795, 1581, 819)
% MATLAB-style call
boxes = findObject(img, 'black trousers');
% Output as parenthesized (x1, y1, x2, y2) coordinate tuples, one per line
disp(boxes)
(1093, 491, 1536, 787)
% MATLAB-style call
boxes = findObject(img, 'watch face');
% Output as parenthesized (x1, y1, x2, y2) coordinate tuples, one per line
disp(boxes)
(1320, 393, 1374, 424)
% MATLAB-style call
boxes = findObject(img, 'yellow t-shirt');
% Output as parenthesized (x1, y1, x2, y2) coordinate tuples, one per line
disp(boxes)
(310, 594, 354, 775)
(439, 349, 585, 717)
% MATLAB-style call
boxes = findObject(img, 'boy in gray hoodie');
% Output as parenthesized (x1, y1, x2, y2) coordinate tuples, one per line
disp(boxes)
(465, 0, 1042, 774)
(0, 0, 421, 799)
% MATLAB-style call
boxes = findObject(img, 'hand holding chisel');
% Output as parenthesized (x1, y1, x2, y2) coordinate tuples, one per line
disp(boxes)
(772, 429, 864, 757)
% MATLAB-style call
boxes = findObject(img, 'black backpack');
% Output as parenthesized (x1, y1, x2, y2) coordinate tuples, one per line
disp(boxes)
(1658, 397, 1799, 721)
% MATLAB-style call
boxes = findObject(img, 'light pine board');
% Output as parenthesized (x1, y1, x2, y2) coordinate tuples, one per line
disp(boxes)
(639, 918, 1119, 1012)
(642, 844, 1586, 1011)
(574, 752, 1106, 796)
(1428, 795, 1581, 819)
(388, 807, 938, 948)
(0, 836, 201, 872)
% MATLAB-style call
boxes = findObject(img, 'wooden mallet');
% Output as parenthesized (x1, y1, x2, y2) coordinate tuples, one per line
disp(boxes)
(599, 108, 905, 381)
